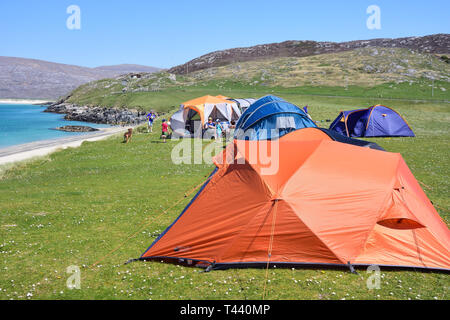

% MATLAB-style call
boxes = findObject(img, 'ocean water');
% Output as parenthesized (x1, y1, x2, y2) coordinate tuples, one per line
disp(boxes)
(0, 104, 111, 149)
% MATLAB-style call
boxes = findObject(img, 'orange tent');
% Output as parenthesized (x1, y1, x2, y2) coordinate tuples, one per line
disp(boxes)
(141, 128, 450, 271)
(181, 95, 231, 125)
(170, 95, 242, 136)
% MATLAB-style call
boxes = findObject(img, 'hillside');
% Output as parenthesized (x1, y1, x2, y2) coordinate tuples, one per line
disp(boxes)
(60, 47, 450, 112)
(0, 57, 161, 99)
(169, 34, 450, 74)
(187, 47, 450, 87)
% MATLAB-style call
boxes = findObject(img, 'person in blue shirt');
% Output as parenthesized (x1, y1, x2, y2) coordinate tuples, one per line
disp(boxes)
(147, 111, 155, 133)
(203, 117, 216, 139)
(215, 119, 223, 141)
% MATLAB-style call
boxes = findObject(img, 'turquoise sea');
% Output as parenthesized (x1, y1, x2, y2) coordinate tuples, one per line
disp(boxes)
(0, 104, 111, 149)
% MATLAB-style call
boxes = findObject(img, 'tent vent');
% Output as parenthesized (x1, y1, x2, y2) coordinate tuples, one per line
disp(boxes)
(377, 218, 424, 230)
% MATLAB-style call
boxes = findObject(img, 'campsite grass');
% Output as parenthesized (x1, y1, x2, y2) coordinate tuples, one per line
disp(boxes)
(0, 91, 449, 300)
(67, 78, 450, 113)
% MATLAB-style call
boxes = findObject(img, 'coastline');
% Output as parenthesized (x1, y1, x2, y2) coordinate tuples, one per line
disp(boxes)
(44, 102, 149, 125)
(0, 99, 54, 105)
(0, 127, 131, 166)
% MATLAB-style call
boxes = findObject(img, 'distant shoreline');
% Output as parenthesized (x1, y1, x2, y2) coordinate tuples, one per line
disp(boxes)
(0, 127, 129, 166)
(0, 99, 54, 105)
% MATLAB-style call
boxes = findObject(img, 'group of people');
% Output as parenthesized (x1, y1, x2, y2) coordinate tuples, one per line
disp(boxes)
(145, 112, 244, 143)
(141, 104, 313, 144)
(146, 111, 170, 143)
(204, 117, 236, 141)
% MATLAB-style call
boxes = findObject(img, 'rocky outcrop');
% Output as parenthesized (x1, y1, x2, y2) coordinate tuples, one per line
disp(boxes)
(54, 125, 99, 132)
(169, 34, 450, 74)
(45, 103, 147, 125)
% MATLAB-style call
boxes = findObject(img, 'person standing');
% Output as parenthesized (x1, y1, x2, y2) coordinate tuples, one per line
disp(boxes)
(215, 119, 223, 141)
(204, 117, 216, 140)
(227, 120, 236, 140)
(147, 111, 155, 133)
(161, 119, 170, 143)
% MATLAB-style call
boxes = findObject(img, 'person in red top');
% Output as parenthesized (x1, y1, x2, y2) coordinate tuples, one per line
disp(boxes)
(161, 119, 170, 143)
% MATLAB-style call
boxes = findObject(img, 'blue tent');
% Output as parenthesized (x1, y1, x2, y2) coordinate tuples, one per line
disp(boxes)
(234, 95, 317, 140)
(234, 95, 284, 130)
(329, 105, 415, 138)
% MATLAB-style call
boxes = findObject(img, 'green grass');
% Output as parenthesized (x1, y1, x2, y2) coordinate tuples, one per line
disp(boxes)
(0, 91, 449, 300)
(66, 79, 450, 114)
(62, 47, 450, 112)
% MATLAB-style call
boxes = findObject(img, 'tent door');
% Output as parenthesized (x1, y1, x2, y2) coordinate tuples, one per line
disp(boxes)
(186, 109, 202, 134)
(231, 108, 240, 121)
(208, 106, 228, 122)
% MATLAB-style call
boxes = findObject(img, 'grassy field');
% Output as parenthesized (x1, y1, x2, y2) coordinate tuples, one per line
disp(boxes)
(65, 79, 450, 115)
(0, 90, 449, 300)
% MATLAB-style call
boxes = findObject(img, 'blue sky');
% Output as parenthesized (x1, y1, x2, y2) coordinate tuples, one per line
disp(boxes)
(0, 1, 448, 68)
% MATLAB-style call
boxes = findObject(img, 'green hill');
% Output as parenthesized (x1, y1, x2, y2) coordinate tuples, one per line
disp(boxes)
(62, 48, 450, 112)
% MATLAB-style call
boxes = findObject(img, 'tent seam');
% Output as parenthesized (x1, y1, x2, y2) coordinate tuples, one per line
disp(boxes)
(215, 201, 275, 264)
(353, 154, 403, 261)
(243, 111, 315, 131)
(282, 201, 346, 264)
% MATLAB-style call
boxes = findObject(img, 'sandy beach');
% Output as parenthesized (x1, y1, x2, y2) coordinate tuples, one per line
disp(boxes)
(0, 99, 54, 105)
(0, 127, 129, 165)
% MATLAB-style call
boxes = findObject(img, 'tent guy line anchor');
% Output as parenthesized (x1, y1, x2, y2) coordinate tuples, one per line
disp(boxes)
(347, 262, 358, 275)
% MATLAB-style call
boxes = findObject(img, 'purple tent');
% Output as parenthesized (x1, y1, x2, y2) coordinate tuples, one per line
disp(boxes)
(329, 105, 415, 138)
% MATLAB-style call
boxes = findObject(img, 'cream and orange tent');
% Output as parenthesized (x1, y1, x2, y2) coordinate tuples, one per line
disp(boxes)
(215, 95, 229, 100)
(170, 95, 241, 137)
(140, 128, 450, 271)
